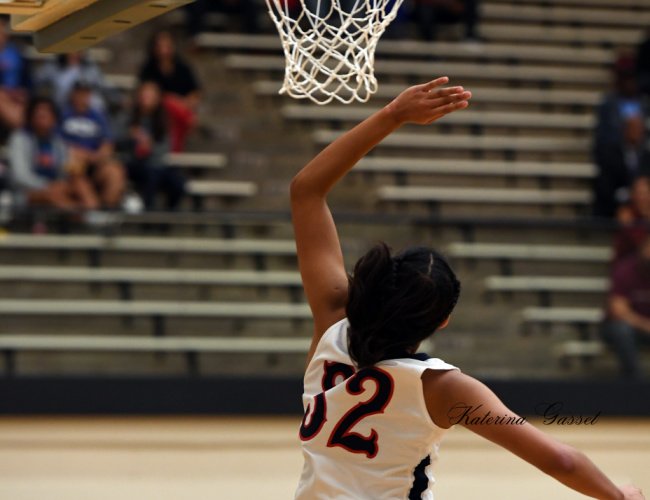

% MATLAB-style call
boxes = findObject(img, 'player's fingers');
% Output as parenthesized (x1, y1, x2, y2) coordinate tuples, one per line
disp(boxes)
(430, 99, 470, 120)
(427, 86, 465, 99)
(424, 101, 469, 124)
(420, 76, 449, 92)
(430, 91, 471, 109)
(425, 113, 445, 124)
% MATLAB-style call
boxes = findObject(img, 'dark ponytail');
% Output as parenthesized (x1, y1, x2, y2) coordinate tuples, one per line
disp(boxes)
(346, 242, 461, 368)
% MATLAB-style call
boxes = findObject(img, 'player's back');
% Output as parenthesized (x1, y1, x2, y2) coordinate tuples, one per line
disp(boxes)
(295, 317, 459, 500)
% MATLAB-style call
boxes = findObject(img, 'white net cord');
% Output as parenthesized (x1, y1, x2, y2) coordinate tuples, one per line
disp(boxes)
(265, 0, 405, 105)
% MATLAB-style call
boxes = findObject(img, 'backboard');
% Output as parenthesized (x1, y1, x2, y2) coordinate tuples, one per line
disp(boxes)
(0, 0, 194, 53)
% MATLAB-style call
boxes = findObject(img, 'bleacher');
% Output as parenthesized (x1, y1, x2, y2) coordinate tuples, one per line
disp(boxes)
(2, 0, 649, 379)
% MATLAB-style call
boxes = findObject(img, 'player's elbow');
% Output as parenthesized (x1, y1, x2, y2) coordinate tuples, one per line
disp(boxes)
(290, 173, 320, 203)
(540, 445, 578, 477)
(289, 175, 306, 204)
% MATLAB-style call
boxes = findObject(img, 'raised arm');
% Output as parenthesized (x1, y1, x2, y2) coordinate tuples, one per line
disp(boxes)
(289, 77, 471, 361)
(423, 370, 644, 500)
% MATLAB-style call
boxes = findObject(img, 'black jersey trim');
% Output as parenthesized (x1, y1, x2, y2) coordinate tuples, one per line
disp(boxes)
(382, 351, 431, 362)
(408, 454, 431, 499)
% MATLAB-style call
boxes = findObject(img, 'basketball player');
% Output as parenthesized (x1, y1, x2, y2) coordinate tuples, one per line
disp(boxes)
(290, 77, 645, 500)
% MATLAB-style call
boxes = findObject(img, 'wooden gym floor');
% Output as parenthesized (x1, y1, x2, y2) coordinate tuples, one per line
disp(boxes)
(0, 417, 648, 499)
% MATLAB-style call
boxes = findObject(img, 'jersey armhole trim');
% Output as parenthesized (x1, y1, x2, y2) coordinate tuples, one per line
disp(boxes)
(419, 366, 460, 431)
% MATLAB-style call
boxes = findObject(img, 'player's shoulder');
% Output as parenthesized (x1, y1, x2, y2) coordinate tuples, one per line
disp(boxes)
(422, 368, 484, 395)
(421, 369, 486, 429)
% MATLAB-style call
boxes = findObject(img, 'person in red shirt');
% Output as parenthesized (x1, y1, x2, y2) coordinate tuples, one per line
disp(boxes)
(603, 234, 650, 378)
(613, 176, 650, 264)
(138, 31, 201, 153)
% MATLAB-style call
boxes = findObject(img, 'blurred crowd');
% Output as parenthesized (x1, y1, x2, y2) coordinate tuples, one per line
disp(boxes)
(0, 18, 203, 226)
(0, 0, 484, 227)
(594, 31, 650, 378)
(593, 34, 650, 219)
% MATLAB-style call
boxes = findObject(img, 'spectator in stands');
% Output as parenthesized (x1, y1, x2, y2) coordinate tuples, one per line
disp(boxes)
(185, 0, 260, 35)
(593, 112, 648, 217)
(35, 52, 111, 112)
(0, 16, 31, 135)
(138, 30, 201, 152)
(383, 0, 413, 39)
(61, 80, 126, 209)
(120, 81, 185, 211)
(592, 54, 648, 218)
(637, 28, 650, 97)
(614, 176, 650, 264)
(412, 0, 480, 42)
(603, 233, 650, 378)
(9, 97, 99, 211)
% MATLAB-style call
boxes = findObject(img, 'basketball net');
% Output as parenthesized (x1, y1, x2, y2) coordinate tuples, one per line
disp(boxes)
(265, 0, 404, 105)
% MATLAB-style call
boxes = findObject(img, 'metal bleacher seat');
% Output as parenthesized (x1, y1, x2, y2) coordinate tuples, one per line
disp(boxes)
(497, 0, 648, 7)
(0, 334, 311, 377)
(196, 32, 613, 66)
(167, 152, 228, 172)
(485, 275, 607, 305)
(553, 339, 607, 364)
(482, 3, 650, 28)
(254, 81, 600, 108)
(353, 158, 595, 183)
(480, 23, 643, 46)
(0, 265, 303, 300)
(448, 242, 610, 266)
(0, 234, 297, 268)
(225, 55, 609, 87)
(283, 105, 594, 131)
(521, 306, 607, 362)
(378, 186, 591, 213)
(24, 45, 112, 63)
(486, 275, 607, 293)
(186, 180, 258, 209)
(103, 73, 137, 91)
(166, 153, 245, 208)
(522, 306, 603, 325)
(314, 130, 590, 155)
(0, 299, 312, 336)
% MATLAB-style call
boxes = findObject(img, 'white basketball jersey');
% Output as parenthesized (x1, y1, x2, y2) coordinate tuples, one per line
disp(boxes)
(295, 317, 459, 500)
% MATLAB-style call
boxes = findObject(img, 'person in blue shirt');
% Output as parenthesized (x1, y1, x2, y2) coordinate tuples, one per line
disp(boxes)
(592, 53, 649, 217)
(9, 97, 99, 211)
(61, 80, 126, 209)
(0, 15, 31, 133)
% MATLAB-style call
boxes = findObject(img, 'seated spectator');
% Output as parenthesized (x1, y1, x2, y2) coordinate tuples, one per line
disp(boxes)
(413, 0, 480, 41)
(602, 234, 650, 378)
(593, 112, 648, 217)
(637, 28, 650, 97)
(120, 82, 185, 211)
(185, 0, 260, 34)
(592, 55, 648, 218)
(35, 52, 110, 112)
(0, 16, 31, 135)
(61, 81, 126, 209)
(614, 176, 650, 264)
(138, 30, 201, 152)
(9, 97, 98, 211)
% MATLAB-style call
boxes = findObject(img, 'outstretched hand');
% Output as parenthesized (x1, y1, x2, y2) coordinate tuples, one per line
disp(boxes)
(385, 76, 471, 126)
(620, 484, 645, 500)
